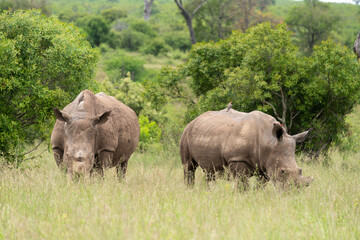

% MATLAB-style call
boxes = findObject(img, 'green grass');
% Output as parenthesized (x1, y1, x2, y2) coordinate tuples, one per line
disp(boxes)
(0, 146, 359, 239)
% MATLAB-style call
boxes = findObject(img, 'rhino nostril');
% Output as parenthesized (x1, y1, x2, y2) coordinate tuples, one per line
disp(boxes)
(76, 157, 85, 162)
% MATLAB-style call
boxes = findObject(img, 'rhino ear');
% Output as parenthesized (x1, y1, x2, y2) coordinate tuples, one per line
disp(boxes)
(53, 108, 71, 123)
(273, 123, 284, 140)
(292, 128, 312, 143)
(91, 110, 111, 126)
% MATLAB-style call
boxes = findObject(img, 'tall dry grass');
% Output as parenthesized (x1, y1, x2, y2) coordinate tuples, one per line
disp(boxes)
(0, 147, 359, 239)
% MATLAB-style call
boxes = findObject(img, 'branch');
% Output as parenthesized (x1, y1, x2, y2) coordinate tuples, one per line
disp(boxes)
(174, 0, 188, 16)
(23, 149, 47, 162)
(191, 0, 208, 17)
(262, 100, 283, 123)
(24, 140, 45, 156)
(280, 87, 287, 124)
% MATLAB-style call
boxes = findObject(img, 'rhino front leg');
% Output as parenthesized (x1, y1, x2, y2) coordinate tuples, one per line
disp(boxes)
(92, 151, 114, 178)
(53, 148, 65, 171)
(91, 157, 104, 178)
(255, 174, 269, 189)
(229, 161, 251, 191)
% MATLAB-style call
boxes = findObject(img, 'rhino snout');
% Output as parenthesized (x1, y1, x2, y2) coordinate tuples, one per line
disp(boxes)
(295, 175, 314, 188)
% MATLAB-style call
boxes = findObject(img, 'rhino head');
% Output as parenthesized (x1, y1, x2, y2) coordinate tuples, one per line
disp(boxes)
(266, 123, 314, 189)
(54, 108, 111, 179)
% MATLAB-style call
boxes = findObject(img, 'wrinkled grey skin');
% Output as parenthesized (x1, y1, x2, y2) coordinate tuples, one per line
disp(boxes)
(180, 109, 314, 189)
(51, 90, 140, 180)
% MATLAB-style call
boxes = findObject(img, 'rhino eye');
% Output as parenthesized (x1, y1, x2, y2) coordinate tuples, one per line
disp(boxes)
(280, 169, 287, 176)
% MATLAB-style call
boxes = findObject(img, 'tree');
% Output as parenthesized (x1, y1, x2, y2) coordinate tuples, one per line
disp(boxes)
(286, 0, 339, 55)
(101, 8, 127, 23)
(194, 0, 277, 42)
(150, 23, 360, 155)
(0, 0, 50, 15)
(76, 15, 110, 47)
(103, 50, 146, 82)
(144, 0, 154, 21)
(0, 10, 99, 162)
(174, 0, 208, 44)
(194, 0, 234, 42)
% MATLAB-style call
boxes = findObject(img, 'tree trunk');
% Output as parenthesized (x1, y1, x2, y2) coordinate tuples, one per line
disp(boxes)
(174, 0, 208, 45)
(185, 15, 197, 45)
(144, 0, 154, 21)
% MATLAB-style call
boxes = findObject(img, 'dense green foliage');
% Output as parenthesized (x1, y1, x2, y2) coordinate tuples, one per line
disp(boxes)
(0, 10, 99, 161)
(1, 0, 360, 158)
(286, 0, 340, 55)
(138, 115, 162, 151)
(152, 23, 360, 155)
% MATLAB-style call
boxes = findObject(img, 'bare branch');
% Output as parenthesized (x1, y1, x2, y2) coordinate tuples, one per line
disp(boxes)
(21, 139, 46, 156)
(261, 100, 283, 123)
(192, 0, 208, 17)
(280, 87, 287, 125)
(23, 149, 47, 162)
(174, 0, 188, 17)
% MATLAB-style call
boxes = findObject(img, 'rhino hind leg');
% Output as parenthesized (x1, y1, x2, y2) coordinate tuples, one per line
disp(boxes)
(183, 158, 198, 187)
(205, 170, 216, 183)
(229, 161, 251, 191)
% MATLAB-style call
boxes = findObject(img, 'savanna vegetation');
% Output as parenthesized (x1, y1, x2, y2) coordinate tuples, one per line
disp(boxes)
(0, 0, 359, 239)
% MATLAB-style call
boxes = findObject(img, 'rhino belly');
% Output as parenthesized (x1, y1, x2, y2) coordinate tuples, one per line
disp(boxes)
(189, 142, 225, 171)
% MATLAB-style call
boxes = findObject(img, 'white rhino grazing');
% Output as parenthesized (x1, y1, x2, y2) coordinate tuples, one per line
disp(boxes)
(180, 109, 314, 189)
(51, 90, 140, 180)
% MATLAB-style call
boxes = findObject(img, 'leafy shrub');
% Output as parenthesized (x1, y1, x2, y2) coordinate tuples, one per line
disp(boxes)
(76, 15, 110, 47)
(164, 31, 191, 51)
(103, 50, 146, 82)
(130, 20, 157, 37)
(0, 10, 99, 162)
(119, 29, 147, 51)
(140, 38, 171, 56)
(150, 23, 360, 156)
(100, 8, 127, 23)
(138, 115, 162, 151)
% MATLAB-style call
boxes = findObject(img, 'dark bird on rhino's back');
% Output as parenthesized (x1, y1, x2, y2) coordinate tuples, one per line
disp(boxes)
(51, 90, 140, 180)
(180, 108, 314, 190)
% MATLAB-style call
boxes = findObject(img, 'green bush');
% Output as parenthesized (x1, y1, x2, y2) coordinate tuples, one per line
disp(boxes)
(0, 10, 99, 162)
(164, 31, 191, 51)
(119, 29, 147, 51)
(100, 8, 127, 23)
(130, 19, 157, 37)
(75, 15, 110, 47)
(138, 115, 162, 151)
(140, 38, 171, 56)
(151, 23, 360, 156)
(103, 50, 146, 82)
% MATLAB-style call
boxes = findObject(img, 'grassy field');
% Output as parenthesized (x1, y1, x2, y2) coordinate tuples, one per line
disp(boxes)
(0, 144, 359, 239)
